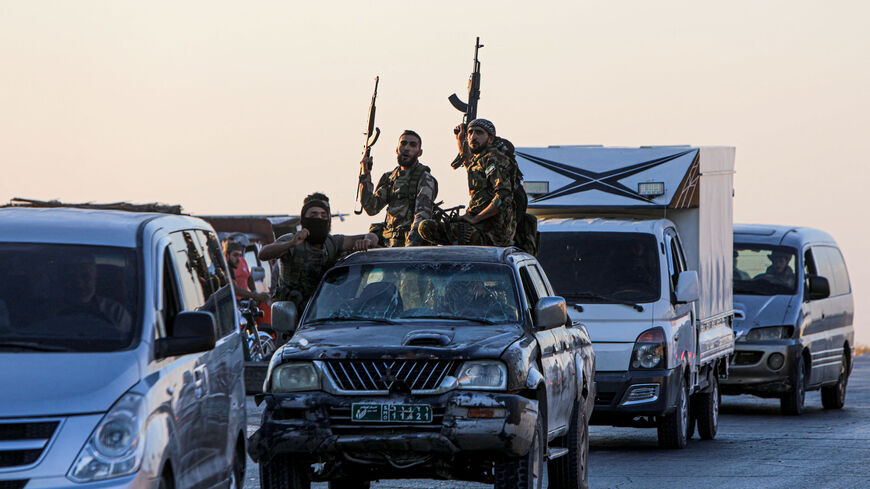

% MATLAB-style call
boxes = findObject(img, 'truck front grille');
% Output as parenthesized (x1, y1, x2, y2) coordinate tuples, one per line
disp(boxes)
(323, 360, 457, 392)
(0, 480, 29, 489)
(0, 420, 59, 469)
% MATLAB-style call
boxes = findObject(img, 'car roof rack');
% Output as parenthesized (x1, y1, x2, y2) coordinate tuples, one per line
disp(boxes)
(2, 197, 185, 215)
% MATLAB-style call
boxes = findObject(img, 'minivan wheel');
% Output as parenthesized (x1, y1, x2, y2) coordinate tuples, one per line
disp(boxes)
(781, 354, 807, 415)
(229, 443, 245, 489)
(548, 401, 589, 489)
(821, 354, 849, 409)
(693, 375, 719, 440)
(657, 376, 689, 449)
(260, 454, 310, 489)
(494, 414, 544, 489)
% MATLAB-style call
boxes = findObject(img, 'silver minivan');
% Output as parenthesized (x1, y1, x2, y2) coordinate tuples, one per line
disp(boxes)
(0, 208, 247, 489)
(722, 224, 854, 415)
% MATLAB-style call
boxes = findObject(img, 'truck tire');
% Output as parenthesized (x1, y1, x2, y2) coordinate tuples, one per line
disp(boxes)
(260, 454, 310, 489)
(495, 414, 544, 489)
(657, 376, 689, 449)
(780, 354, 807, 415)
(693, 374, 719, 440)
(548, 402, 589, 489)
(821, 354, 848, 409)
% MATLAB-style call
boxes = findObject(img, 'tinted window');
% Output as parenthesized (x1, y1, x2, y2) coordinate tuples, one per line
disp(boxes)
(539, 232, 661, 304)
(733, 244, 798, 295)
(195, 231, 236, 337)
(304, 263, 520, 325)
(813, 246, 851, 297)
(0, 243, 139, 352)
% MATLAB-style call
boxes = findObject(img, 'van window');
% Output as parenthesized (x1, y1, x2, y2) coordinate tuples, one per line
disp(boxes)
(813, 246, 851, 297)
(160, 250, 182, 337)
(733, 244, 797, 296)
(195, 231, 236, 338)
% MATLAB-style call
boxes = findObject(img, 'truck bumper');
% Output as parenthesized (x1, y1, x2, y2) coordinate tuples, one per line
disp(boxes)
(721, 341, 801, 397)
(248, 390, 539, 463)
(590, 368, 681, 425)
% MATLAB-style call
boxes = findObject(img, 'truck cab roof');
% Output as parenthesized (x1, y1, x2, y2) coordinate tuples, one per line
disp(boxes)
(337, 245, 533, 266)
(537, 217, 671, 235)
(734, 223, 837, 248)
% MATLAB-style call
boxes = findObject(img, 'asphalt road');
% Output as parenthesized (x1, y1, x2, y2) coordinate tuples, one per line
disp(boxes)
(243, 355, 870, 489)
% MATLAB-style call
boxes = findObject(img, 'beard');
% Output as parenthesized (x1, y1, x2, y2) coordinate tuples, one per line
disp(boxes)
(470, 140, 487, 154)
(396, 154, 417, 168)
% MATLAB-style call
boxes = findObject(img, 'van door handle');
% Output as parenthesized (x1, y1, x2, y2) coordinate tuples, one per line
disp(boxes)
(194, 367, 208, 398)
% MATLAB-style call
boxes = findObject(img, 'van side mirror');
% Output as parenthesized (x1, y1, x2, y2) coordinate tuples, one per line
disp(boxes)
(805, 275, 830, 301)
(271, 301, 299, 334)
(533, 297, 567, 330)
(675, 270, 699, 303)
(250, 266, 266, 282)
(155, 311, 217, 359)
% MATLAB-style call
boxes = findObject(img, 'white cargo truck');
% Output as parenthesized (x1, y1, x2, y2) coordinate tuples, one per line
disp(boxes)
(518, 145, 735, 448)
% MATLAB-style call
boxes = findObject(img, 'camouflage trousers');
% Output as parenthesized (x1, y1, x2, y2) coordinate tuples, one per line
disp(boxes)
(417, 219, 492, 246)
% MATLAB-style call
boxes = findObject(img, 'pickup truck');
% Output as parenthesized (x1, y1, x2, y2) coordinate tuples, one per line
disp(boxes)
(518, 145, 736, 448)
(248, 246, 596, 489)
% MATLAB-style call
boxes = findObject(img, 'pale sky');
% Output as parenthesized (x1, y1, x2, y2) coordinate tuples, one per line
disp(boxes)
(2, 1, 868, 342)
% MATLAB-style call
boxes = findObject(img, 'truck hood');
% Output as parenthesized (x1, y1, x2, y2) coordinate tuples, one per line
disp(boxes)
(0, 351, 140, 417)
(281, 322, 526, 361)
(568, 304, 655, 343)
(733, 294, 796, 338)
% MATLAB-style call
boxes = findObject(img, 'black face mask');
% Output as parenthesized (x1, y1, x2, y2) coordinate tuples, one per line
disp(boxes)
(301, 217, 330, 245)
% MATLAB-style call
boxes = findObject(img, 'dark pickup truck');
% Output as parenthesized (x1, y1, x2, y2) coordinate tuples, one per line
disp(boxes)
(248, 246, 596, 489)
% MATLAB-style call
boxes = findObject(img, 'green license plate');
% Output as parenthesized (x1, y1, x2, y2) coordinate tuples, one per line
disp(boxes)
(351, 403, 433, 423)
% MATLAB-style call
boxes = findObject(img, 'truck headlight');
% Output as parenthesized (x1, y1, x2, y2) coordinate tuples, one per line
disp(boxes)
(745, 326, 793, 341)
(67, 393, 146, 482)
(457, 361, 507, 390)
(271, 362, 321, 393)
(631, 327, 666, 370)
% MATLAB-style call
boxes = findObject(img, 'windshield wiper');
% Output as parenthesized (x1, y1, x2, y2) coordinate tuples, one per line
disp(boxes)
(0, 341, 74, 352)
(563, 292, 645, 312)
(305, 316, 399, 325)
(401, 314, 498, 325)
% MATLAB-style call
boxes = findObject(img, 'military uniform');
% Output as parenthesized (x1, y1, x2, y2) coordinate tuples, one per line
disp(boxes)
(360, 161, 437, 247)
(272, 233, 345, 312)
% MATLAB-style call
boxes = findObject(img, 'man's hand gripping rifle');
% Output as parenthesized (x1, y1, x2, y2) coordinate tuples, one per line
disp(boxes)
(355, 76, 381, 215)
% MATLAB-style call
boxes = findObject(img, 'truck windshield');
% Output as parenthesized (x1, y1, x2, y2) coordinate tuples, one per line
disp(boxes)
(0, 243, 139, 352)
(733, 244, 798, 295)
(537, 232, 661, 304)
(304, 263, 520, 326)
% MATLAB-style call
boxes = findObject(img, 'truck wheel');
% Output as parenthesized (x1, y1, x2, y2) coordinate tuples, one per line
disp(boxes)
(548, 402, 589, 489)
(328, 481, 370, 489)
(821, 354, 849, 409)
(693, 374, 719, 440)
(780, 354, 807, 415)
(657, 376, 689, 449)
(260, 454, 310, 489)
(495, 414, 544, 489)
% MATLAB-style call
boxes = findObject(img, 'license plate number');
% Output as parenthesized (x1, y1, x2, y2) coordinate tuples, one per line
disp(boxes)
(351, 403, 433, 423)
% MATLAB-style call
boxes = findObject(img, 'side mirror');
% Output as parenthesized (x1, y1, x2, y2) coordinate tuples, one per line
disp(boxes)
(806, 275, 830, 301)
(271, 301, 299, 334)
(250, 266, 266, 282)
(675, 270, 699, 303)
(533, 296, 567, 330)
(155, 311, 217, 359)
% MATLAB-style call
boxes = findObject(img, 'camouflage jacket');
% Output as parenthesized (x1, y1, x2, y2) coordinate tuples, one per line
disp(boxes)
(360, 161, 437, 246)
(274, 233, 345, 310)
(456, 145, 517, 246)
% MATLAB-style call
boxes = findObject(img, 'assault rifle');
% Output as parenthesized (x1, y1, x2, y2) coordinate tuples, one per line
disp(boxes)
(354, 76, 381, 215)
(449, 37, 484, 134)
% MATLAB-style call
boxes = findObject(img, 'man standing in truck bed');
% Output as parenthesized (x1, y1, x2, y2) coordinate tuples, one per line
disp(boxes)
(419, 118, 516, 246)
(359, 130, 438, 247)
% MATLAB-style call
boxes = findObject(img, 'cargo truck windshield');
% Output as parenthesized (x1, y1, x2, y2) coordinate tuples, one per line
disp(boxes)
(733, 244, 798, 295)
(0, 243, 139, 352)
(537, 232, 661, 304)
(304, 262, 520, 326)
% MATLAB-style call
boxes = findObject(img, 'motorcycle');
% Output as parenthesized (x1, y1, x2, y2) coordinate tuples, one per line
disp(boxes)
(237, 298, 276, 362)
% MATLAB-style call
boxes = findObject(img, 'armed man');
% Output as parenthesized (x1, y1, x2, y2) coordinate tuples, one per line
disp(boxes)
(418, 118, 517, 247)
(259, 193, 378, 313)
(359, 130, 438, 247)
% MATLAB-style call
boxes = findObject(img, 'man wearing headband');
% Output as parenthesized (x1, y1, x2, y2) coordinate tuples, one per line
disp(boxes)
(418, 118, 518, 246)
(259, 193, 378, 312)
(359, 130, 438, 247)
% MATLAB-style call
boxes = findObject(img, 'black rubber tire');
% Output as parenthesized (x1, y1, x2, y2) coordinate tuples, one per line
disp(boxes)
(693, 374, 719, 440)
(230, 439, 245, 489)
(328, 481, 371, 489)
(657, 376, 689, 449)
(548, 402, 590, 489)
(158, 474, 172, 489)
(495, 414, 544, 489)
(821, 353, 849, 409)
(780, 354, 807, 415)
(260, 454, 310, 489)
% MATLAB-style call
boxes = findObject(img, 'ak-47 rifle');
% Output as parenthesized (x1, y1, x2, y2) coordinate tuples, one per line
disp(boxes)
(354, 76, 381, 215)
(449, 37, 484, 134)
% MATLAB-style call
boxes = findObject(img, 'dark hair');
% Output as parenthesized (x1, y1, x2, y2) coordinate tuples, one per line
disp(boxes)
(304, 192, 330, 204)
(226, 241, 245, 254)
(400, 130, 422, 147)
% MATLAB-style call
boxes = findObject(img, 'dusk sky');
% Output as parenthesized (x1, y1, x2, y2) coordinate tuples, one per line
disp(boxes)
(2, 1, 867, 342)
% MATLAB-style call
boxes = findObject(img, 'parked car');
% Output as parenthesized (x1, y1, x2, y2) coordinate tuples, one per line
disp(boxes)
(722, 224, 854, 414)
(0, 207, 247, 489)
(248, 246, 595, 489)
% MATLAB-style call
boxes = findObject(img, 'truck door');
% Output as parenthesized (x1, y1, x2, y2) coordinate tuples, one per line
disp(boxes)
(665, 230, 695, 373)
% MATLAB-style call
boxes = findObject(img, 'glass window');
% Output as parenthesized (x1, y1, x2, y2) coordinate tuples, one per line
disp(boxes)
(814, 246, 851, 297)
(303, 262, 520, 326)
(733, 244, 798, 296)
(0, 243, 139, 352)
(538, 232, 661, 304)
(519, 266, 540, 309)
(195, 231, 236, 337)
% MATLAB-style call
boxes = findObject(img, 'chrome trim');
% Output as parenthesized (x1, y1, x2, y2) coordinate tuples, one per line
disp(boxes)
(620, 383, 660, 406)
